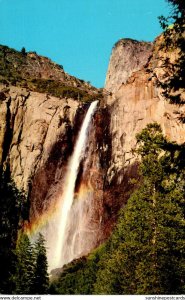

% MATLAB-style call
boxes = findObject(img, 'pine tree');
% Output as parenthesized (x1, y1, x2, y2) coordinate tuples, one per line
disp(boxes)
(15, 233, 35, 294)
(0, 169, 25, 294)
(33, 233, 49, 294)
(94, 123, 185, 294)
(158, 0, 185, 107)
(50, 247, 105, 295)
(166, 0, 185, 16)
(47, 124, 185, 295)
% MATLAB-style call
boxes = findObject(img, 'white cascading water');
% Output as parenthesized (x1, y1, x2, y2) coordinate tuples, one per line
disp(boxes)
(48, 100, 98, 270)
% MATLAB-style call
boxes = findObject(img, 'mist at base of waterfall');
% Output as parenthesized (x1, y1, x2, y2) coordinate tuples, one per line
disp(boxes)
(43, 101, 99, 271)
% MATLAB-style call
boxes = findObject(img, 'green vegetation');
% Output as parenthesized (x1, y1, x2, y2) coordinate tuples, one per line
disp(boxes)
(30, 78, 96, 102)
(49, 245, 106, 294)
(1, 123, 184, 295)
(21, 47, 26, 56)
(0, 168, 49, 294)
(50, 123, 185, 295)
(16, 233, 35, 294)
(94, 123, 185, 294)
(15, 232, 49, 294)
(0, 1, 184, 295)
(32, 233, 49, 294)
(158, 0, 185, 105)
(0, 45, 27, 86)
(0, 168, 26, 294)
(0, 45, 100, 103)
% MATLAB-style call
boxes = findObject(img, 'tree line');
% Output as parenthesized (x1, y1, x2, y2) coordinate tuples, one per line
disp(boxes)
(50, 2, 185, 293)
(0, 0, 184, 295)
(1, 122, 184, 295)
(50, 123, 185, 294)
(0, 168, 49, 294)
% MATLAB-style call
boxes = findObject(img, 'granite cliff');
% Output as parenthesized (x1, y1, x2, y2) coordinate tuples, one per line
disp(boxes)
(0, 45, 103, 192)
(0, 34, 185, 266)
(105, 35, 185, 188)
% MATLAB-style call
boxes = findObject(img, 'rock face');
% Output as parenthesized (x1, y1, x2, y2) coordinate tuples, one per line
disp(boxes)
(0, 46, 112, 266)
(0, 85, 79, 192)
(0, 36, 185, 267)
(0, 83, 111, 242)
(105, 39, 153, 94)
(0, 44, 103, 195)
(105, 37, 185, 184)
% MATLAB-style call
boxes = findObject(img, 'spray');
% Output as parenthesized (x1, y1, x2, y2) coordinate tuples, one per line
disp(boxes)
(49, 100, 98, 270)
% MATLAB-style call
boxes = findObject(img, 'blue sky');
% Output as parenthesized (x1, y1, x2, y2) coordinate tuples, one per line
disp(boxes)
(0, 0, 170, 88)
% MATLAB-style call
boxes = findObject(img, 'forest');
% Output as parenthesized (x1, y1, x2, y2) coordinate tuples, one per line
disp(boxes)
(0, 0, 184, 295)
(49, 123, 185, 294)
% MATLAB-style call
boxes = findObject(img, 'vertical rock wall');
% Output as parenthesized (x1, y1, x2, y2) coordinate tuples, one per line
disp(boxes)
(0, 85, 79, 193)
(105, 38, 185, 185)
(1, 35, 185, 266)
(105, 39, 153, 94)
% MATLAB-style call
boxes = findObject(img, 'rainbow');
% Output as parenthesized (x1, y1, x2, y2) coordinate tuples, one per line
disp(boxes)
(24, 180, 94, 238)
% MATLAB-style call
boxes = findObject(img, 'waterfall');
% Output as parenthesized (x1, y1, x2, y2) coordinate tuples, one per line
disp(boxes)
(48, 100, 98, 270)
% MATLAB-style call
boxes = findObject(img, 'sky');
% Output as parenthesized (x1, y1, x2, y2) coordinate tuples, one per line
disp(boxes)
(0, 0, 170, 88)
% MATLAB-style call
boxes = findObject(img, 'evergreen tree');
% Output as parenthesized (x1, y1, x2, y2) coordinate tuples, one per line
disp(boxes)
(50, 245, 105, 295)
(166, 0, 185, 16)
(46, 123, 185, 295)
(0, 169, 25, 294)
(21, 47, 26, 56)
(94, 123, 185, 294)
(32, 233, 49, 294)
(15, 233, 35, 294)
(158, 0, 185, 107)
